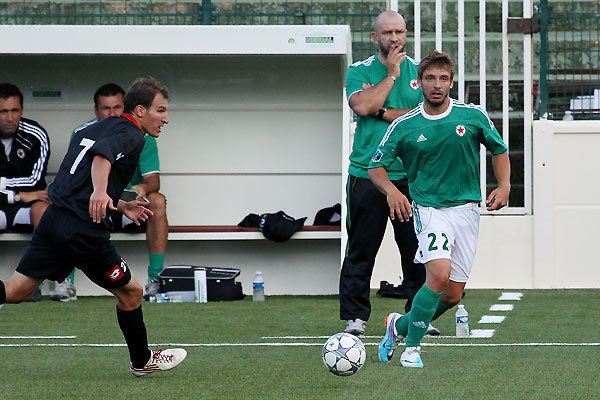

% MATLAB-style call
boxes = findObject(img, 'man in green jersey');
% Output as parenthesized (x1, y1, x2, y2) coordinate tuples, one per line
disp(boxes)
(369, 51, 510, 367)
(50, 83, 169, 302)
(340, 10, 439, 337)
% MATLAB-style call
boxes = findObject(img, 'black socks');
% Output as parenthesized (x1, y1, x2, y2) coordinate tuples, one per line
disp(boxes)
(116, 305, 151, 369)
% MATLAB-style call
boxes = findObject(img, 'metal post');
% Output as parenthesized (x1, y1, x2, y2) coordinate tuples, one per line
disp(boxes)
(539, 0, 548, 119)
(202, 0, 212, 25)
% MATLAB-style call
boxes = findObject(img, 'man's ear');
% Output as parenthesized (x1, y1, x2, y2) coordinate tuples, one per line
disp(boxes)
(133, 104, 146, 118)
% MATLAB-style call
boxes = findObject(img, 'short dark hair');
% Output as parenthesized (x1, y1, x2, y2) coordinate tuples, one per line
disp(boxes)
(0, 83, 24, 107)
(93, 83, 125, 107)
(123, 77, 169, 114)
(418, 51, 454, 80)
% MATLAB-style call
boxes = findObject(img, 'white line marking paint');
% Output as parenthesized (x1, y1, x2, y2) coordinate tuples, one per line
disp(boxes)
(469, 329, 495, 338)
(0, 342, 598, 348)
(0, 336, 77, 339)
(479, 315, 506, 324)
(490, 304, 513, 311)
(262, 335, 481, 340)
(498, 292, 523, 301)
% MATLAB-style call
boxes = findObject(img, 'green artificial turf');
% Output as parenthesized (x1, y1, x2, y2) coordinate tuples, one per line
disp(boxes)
(1, 290, 598, 399)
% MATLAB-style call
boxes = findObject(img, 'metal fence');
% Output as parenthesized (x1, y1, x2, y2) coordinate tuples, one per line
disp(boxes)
(0, 1, 382, 61)
(539, 0, 600, 120)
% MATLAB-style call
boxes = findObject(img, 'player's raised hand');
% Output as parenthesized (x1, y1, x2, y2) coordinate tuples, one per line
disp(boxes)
(121, 199, 154, 226)
(89, 190, 116, 223)
(486, 185, 510, 211)
(386, 189, 412, 222)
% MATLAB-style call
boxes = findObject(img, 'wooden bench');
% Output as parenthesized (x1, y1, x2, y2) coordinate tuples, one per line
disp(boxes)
(1, 225, 341, 241)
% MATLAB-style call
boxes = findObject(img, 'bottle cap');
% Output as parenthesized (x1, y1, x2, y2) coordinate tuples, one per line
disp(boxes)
(458, 304, 465, 308)
(256, 271, 262, 275)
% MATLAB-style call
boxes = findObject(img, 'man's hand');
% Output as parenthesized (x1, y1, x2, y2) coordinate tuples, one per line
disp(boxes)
(89, 190, 116, 223)
(385, 46, 406, 78)
(486, 185, 510, 211)
(386, 188, 412, 222)
(18, 190, 49, 203)
(129, 184, 148, 201)
(488, 152, 511, 211)
(120, 199, 154, 225)
(368, 167, 412, 222)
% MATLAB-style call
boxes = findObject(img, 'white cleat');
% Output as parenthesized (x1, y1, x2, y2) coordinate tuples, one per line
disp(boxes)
(130, 348, 187, 377)
(400, 346, 424, 368)
(426, 323, 440, 336)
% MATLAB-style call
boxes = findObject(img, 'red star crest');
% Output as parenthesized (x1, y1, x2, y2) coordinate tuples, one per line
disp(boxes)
(456, 125, 466, 136)
(410, 80, 419, 90)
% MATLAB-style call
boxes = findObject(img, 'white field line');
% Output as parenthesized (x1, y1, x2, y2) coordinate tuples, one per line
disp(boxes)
(0, 342, 598, 348)
(261, 335, 457, 339)
(0, 336, 77, 339)
(498, 292, 523, 301)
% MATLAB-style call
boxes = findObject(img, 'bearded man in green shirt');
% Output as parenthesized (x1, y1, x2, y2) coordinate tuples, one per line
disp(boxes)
(370, 51, 510, 368)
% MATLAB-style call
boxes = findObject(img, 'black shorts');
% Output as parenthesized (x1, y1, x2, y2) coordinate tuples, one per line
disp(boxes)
(0, 202, 33, 232)
(16, 205, 131, 289)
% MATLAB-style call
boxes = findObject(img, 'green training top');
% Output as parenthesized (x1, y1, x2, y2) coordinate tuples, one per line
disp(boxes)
(346, 54, 423, 180)
(72, 118, 160, 189)
(369, 99, 508, 208)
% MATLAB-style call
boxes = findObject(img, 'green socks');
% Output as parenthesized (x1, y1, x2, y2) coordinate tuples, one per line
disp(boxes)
(395, 284, 442, 347)
(147, 253, 165, 282)
(431, 301, 453, 322)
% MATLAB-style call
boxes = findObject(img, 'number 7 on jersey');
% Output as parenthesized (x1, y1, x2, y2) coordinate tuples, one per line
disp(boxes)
(70, 138, 96, 175)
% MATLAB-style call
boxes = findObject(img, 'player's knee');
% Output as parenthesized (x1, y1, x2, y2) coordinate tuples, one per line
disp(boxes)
(427, 270, 450, 289)
(147, 192, 166, 214)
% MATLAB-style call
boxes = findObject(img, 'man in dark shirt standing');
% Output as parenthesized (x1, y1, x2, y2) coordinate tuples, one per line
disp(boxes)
(0, 77, 186, 377)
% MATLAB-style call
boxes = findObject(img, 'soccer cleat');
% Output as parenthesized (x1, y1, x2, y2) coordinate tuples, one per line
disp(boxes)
(130, 348, 187, 377)
(378, 312, 404, 363)
(50, 280, 77, 302)
(144, 279, 160, 300)
(344, 318, 367, 336)
(426, 323, 440, 336)
(400, 346, 424, 368)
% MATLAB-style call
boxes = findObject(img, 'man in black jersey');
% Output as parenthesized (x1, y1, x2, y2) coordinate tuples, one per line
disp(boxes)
(0, 83, 51, 233)
(0, 77, 186, 377)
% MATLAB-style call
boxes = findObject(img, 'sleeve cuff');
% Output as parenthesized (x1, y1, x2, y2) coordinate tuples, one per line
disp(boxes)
(0, 177, 6, 191)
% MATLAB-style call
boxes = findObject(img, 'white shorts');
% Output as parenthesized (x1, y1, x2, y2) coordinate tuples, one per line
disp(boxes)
(412, 202, 480, 283)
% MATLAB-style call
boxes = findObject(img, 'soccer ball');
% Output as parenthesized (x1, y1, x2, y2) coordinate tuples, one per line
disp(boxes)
(322, 332, 366, 376)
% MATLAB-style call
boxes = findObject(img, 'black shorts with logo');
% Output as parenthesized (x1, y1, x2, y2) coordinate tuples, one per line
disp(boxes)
(16, 205, 131, 289)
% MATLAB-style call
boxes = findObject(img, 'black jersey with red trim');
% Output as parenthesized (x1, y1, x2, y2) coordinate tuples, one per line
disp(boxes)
(0, 117, 50, 204)
(48, 115, 145, 228)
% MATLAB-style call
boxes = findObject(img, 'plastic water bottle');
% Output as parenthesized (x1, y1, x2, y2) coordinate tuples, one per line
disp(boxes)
(562, 110, 574, 121)
(455, 304, 469, 337)
(253, 271, 265, 301)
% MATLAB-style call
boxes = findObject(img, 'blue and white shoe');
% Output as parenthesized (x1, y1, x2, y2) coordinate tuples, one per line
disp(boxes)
(400, 346, 424, 368)
(378, 312, 404, 363)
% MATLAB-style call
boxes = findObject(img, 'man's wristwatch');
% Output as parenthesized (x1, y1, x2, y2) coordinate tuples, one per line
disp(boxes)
(377, 108, 387, 120)
(14, 192, 21, 202)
